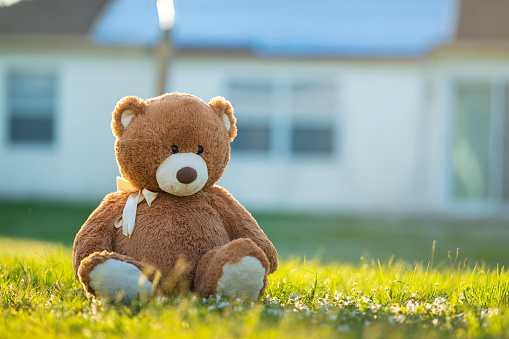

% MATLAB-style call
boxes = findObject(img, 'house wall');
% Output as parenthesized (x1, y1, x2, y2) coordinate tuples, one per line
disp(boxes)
(0, 47, 156, 201)
(422, 52, 509, 216)
(171, 57, 425, 213)
(0, 48, 431, 214)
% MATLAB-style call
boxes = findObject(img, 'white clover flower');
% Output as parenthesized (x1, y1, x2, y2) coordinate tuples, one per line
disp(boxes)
(390, 305, 401, 314)
(395, 315, 405, 323)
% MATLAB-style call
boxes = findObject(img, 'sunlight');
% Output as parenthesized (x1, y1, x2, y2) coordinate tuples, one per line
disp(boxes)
(157, 0, 175, 30)
(0, 0, 22, 7)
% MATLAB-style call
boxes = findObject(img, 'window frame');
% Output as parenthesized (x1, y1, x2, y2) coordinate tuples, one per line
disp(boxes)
(227, 75, 340, 161)
(449, 77, 509, 206)
(5, 68, 58, 147)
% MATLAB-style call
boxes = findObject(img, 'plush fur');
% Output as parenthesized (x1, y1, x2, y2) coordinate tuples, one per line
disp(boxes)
(73, 93, 278, 301)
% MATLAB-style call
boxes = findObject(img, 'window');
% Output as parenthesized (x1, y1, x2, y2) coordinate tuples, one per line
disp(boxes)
(229, 79, 272, 154)
(290, 80, 337, 156)
(292, 125, 334, 155)
(228, 77, 337, 158)
(233, 123, 271, 152)
(452, 81, 509, 202)
(7, 70, 57, 144)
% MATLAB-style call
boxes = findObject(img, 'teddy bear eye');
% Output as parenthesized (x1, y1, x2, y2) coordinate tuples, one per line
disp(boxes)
(197, 146, 204, 155)
(171, 145, 179, 154)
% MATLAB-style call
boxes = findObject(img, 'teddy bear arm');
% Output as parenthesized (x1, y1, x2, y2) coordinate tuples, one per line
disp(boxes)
(72, 193, 124, 280)
(232, 217, 278, 274)
(209, 187, 278, 274)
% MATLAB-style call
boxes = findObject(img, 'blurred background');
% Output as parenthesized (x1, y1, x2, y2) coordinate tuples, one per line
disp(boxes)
(0, 0, 508, 266)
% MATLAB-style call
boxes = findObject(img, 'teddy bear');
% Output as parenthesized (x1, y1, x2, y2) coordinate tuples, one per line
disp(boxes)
(72, 93, 278, 302)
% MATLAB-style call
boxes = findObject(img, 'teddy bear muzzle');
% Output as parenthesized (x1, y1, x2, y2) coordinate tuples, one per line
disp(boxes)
(155, 153, 209, 196)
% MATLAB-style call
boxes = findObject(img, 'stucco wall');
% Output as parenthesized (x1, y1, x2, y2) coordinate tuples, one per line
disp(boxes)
(0, 49, 455, 214)
(0, 47, 156, 201)
(172, 58, 424, 213)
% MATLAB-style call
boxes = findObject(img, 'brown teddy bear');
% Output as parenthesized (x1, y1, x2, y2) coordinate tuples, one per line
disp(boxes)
(72, 93, 278, 302)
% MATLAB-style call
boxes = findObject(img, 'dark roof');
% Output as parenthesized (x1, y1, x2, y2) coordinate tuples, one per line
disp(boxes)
(456, 0, 509, 41)
(0, 0, 109, 35)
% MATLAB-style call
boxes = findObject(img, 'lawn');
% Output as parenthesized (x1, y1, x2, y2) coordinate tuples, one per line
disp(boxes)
(0, 201, 508, 338)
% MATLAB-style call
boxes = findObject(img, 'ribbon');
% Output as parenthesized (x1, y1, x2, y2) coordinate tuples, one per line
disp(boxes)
(114, 177, 158, 238)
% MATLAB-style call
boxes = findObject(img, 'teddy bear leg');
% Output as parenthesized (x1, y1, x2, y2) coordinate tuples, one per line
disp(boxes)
(194, 238, 270, 300)
(78, 251, 156, 303)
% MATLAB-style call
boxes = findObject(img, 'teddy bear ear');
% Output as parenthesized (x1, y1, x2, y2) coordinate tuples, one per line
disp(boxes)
(111, 96, 147, 138)
(208, 96, 237, 141)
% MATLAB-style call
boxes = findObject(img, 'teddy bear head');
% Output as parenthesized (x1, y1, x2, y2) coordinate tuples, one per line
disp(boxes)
(111, 93, 236, 196)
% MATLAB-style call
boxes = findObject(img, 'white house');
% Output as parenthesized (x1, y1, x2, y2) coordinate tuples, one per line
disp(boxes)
(1, 0, 509, 216)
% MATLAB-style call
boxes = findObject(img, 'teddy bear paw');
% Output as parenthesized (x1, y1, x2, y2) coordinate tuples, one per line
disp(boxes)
(88, 258, 154, 303)
(216, 256, 265, 300)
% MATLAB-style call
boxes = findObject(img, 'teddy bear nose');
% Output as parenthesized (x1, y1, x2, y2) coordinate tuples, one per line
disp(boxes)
(176, 167, 197, 184)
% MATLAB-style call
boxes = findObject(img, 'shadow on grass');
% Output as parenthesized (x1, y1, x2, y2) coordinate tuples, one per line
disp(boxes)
(1, 201, 508, 268)
(0, 201, 95, 246)
(254, 213, 509, 268)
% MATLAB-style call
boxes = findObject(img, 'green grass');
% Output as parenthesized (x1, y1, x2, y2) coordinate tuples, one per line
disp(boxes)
(259, 213, 509, 267)
(2, 200, 508, 266)
(1, 201, 509, 338)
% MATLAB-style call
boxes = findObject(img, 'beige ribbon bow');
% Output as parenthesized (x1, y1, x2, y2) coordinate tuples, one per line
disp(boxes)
(114, 177, 158, 238)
